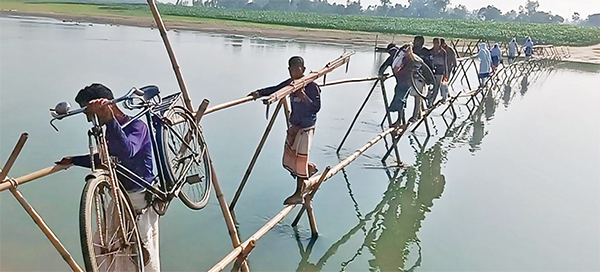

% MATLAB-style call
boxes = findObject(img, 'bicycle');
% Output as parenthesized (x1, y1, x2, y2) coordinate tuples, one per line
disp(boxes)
(50, 86, 212, 271)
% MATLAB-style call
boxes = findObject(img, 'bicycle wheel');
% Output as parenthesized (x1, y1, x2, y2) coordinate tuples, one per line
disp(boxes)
(80, 173, 144, 272)
(411, 62, 434, 99)
(161, 106, 211, 210)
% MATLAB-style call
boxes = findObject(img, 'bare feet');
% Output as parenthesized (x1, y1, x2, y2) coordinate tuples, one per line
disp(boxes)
(283, 194, 304, 205)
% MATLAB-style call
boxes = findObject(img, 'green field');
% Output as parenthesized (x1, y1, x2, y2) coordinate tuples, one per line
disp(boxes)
(2, 1, 600, 46)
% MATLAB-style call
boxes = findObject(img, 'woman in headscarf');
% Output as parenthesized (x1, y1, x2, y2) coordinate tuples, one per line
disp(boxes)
(508, 38, 518, 63)
(490, 44, 502, 72)
(477, 43, 492, 88)
(524, 37, 534, 58)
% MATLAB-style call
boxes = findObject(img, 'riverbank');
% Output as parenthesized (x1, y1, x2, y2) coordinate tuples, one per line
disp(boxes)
(1, 2, 599, 64)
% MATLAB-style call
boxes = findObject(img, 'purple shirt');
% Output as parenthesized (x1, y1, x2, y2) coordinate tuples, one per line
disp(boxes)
(72, 116, 154, 191)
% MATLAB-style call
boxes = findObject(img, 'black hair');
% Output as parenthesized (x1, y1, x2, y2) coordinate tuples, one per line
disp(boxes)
(288, 56, 304, 68)
(75, 83, 114, 107)
(414, 36, 424, 43)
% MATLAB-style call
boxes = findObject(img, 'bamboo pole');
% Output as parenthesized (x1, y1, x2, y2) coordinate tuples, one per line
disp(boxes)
(209, 156, 250, 272)
(0, 133, 28, 182)
(9, 186, 84, 272)
(146, 0, 193, 112)
(265, 52, 354, 105)
(0, 133, 83, 271)
(0, 165, 70, 192)
(204, 96, 255, 115)
(208, 205, 297, 272)
(336, 79, 379, 153)
(291, 166, 331, 228)
(229, 101, 283, 211)
(319, 76, 381, 87)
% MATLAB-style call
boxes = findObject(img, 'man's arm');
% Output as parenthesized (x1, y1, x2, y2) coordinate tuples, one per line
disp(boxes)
(378, 56, 393, 76)
(304, 83, 321, 113)
(249, 79, 291, 98)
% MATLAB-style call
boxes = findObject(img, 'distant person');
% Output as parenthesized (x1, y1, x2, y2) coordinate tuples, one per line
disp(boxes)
(410, 36, 433, 121)
(378, 43, 416, 128)
(477, 43, 492, 88)
(490, 44, 502, 72)
(524, 37, 534, 59)
(508, 38, 518, 63)
(427, 38, 448, 106)
(249, 56, 320, 205)
(440, 38, 457, 78)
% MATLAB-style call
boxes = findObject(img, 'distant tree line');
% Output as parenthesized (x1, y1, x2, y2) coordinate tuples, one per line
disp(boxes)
(177, 0, 599, 26)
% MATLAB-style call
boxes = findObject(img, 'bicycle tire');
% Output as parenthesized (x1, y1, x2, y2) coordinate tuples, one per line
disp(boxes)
(410, 62, 435, 99)
(80, 173, 144, 272)
(161, 106, 211, 210)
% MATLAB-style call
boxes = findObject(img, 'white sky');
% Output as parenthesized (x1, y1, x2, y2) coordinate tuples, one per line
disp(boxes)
(341, 0, 600, 18)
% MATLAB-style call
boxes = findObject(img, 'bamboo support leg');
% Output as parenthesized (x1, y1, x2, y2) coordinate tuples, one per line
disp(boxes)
(337, 79, 379, 153)
(146, 0, 193, 111)
(209, 159, 250, 272)
(378, 82, 402, 164)
(230, 101, 283, 211)
(291, 167, 331, 228)
(9, 186, 84, 272)
(0, 133, 28, 182)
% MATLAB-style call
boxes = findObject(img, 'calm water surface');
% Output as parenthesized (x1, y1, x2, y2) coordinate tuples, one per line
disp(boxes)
(1, 16, 599, 271)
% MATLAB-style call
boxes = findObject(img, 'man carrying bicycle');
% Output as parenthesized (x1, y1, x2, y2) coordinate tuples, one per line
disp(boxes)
(56, 83, 160, 271)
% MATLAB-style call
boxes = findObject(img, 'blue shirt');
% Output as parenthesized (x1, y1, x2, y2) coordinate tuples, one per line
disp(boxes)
(72, 116, 154, 191)
(258, 79, 321, 128)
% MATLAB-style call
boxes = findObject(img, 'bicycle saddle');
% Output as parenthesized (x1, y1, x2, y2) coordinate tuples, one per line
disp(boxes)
(140, 85, 160, 101)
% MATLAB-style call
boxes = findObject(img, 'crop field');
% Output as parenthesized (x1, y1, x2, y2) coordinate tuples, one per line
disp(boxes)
(3, 2, 600, 46)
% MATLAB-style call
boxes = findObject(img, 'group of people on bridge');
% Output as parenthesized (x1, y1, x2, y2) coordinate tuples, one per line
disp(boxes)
(478, 37, 535, 87)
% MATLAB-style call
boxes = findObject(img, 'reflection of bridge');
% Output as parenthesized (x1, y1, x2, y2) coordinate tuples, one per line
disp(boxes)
(0, 2, 568, 270)
(293, 56, 558, 272)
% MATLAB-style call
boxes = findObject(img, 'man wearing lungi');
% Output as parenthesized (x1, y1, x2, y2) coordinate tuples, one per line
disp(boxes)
(378, 43, 417, 128)
(249, 56, 321, 205)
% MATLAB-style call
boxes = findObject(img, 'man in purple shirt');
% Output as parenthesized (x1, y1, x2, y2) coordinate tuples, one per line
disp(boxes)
(250, 56, 321, 205)
(56, 83, 159, 271)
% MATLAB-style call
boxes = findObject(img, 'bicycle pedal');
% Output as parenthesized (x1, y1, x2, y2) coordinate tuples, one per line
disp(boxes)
(152, 199, 170, 216)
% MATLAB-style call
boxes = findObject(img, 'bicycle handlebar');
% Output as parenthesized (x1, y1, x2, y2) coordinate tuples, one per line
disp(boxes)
(49, 87, 145, 131)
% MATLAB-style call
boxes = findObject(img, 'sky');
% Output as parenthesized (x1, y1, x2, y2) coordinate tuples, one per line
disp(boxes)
(335, 0, 600, 18)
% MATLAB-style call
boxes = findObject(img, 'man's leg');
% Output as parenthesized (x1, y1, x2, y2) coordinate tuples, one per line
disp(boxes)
(428, 75, 442, 107)
(284, 177, 305, 205)
(129, 191, 160, 271)
(409, 80, 423, 122)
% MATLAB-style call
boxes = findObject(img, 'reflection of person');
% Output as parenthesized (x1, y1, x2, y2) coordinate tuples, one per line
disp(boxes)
(55, 83, 159, 271)
(503, 85, 512, 107)
(249, 56, 321, 205)
(521, 75, 529, 96)
(484, 89, 496, 120)
(508, 38, 518, 64)
(477, 43, 492, 88)
(378, 43, 416, 127)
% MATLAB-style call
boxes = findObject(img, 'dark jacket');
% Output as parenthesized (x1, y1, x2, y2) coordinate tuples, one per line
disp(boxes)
(258, 78, 321, 128)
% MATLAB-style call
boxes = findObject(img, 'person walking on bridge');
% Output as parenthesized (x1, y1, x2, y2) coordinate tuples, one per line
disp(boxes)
(378, 43, 418, 128)
(477, 43, 492, 88)
(508, 38, 518, 64)
(524, 37, 534, 59)
(249, 56, 321, 205)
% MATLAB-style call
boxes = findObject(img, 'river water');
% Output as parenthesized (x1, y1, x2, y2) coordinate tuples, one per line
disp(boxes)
(1, 15, 599, 271)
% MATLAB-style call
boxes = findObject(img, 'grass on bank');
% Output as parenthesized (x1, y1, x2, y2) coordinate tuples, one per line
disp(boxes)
(2, 1, 600, 46)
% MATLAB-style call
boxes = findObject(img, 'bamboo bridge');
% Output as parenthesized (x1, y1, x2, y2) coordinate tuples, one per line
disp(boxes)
(0, 1, 570, 271)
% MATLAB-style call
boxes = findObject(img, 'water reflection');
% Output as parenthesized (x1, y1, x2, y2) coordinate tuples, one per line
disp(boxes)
(503, 85, 513, 107)
(521, 75, 529, 96)
(294, 141, 447, 271)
